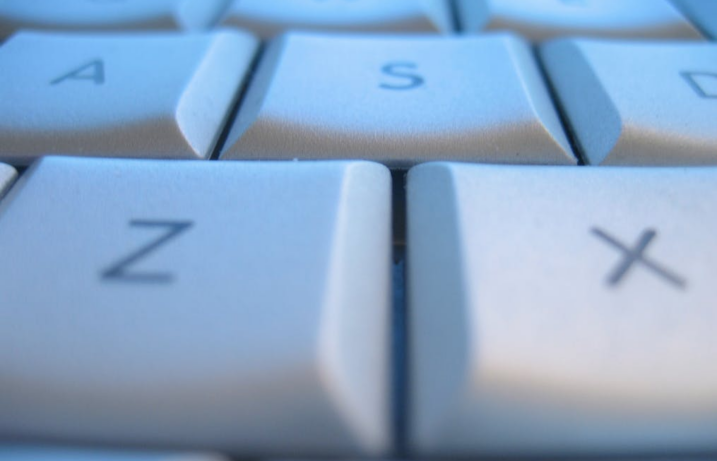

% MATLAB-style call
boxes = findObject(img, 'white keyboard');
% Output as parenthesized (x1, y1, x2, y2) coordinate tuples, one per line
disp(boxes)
(1, 1, 717, 460)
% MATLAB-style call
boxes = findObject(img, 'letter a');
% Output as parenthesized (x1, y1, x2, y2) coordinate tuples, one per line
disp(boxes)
(51, 59, 105, 86)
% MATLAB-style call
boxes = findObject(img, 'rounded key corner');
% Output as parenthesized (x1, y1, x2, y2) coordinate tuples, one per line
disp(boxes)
(347, 159, 392, 175)
(489, 29, 534, 46)
(329, 160, 393, 193)
(0, 161, 16, 174)
(0, 162, 18, 198)
(406, 162, 464, 194)
(538, 35, 580, 52)
(212, 26, 260, 46)
(254, 29, 341, 47)
(408, 161, 462, 176)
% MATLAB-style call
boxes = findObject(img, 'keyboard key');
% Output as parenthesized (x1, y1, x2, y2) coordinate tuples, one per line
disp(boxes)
(0, 163, 17, 198)
(0, 31, 257, 165)
(221, 33, 575, 167)
(220, 0, 452, 38)
(0, 446, 229, 461)
(0, 157, 391, 456)
(541, 39, 717, 165)
(409, 162, 717, 456)
(0, 0, 230, 39)
(673, 0, 717, 40)
(457, 0, 703, 41)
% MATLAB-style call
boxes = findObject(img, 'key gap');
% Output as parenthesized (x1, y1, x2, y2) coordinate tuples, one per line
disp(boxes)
(448, 0, 463, 34)
(208, 42, 266, 161)
(391, 169, 407, 246)
(391, 169, 409, 458)
(531, 45, 588, 166)
(392, 243, 408, 458)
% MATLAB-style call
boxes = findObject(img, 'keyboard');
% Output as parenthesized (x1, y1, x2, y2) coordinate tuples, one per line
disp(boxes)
(1, 1, 717, 460)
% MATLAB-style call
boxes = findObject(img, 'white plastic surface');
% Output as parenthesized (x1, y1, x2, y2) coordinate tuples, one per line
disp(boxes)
(222, 32, 575, 167)
(0, 31, 257, 165)
(0, 163, 16, 198)
(542, 39, 717, 165)
(0, 157, 391, 457)
(409, 162, 717, 456)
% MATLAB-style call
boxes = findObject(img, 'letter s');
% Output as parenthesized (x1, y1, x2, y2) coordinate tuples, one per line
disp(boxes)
(380, 62, 424, 91)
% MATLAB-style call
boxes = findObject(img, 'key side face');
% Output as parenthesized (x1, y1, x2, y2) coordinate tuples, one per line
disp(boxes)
(0, 157, 391, 456)
(221, 33, 575, 167)
(409, 162, 717, 456)
(0, 31, 258, 165)
(673, 0, 717, 39)
(0, 163, 17, 198)
(542, 39, 717, 166)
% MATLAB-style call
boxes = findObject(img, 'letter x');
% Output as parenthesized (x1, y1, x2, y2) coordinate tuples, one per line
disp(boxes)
(591, 227, 686, 290)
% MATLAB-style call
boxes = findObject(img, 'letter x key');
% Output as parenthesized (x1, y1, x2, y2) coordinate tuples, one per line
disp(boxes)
(591, 227, 687, 290)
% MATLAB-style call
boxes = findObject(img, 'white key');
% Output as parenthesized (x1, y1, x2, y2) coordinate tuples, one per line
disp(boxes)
(458, 0, 702, 41)
(221, 33, 575, 167)
(0, 157, 391, 456)
(220, 0, 452, 38)
(673, 0, 717, 40)
(0, 446, 228, 461)
(409, 162, 717, 456)
(541, 39, 717, 165)
(0, 163, 17, 198)
(0, 31, 257, 165)
(0, 0, 230, 39)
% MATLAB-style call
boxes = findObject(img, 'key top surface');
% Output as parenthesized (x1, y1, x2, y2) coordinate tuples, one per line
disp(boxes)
(458, 0, 702, 41)
(0, 163, 17, 198)
(409, 162, 717, 456)
(0, 0, 230, 38)
(0, 31, 257, 165)
(0, 157, 391, 456)
(541, 39, 717, 165)
(220, 0, 452, 38)
(0, 446, 228, 461)
(221, 32, 575, 167)
(0, 32, 257, 165)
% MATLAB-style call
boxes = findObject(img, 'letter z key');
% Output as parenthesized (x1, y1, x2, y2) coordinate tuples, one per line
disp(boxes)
(0, 157, 392, 457)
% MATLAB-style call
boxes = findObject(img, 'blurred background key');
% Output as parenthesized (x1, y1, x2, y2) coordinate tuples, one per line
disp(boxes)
(0, 0, 231, 39)
(457, 0, 703, 41)
(219, 0, 453, 38)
